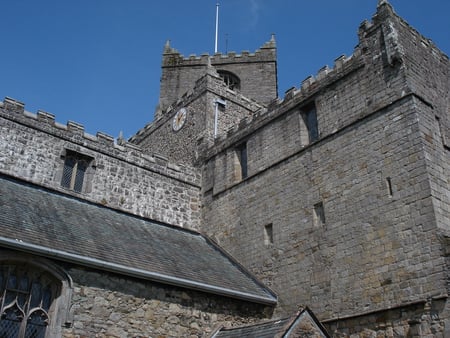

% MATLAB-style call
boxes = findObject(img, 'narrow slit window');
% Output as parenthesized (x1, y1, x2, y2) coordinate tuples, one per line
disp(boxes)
(236, 142, 248, 180)
(313, 202, 326, 227)
(386, 177, 393, 197)
(264, 224, 273, 246)
(299, 102, 319, 145)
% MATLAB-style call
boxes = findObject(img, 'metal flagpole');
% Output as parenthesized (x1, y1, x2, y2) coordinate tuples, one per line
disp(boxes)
(215, 2, 219, 53)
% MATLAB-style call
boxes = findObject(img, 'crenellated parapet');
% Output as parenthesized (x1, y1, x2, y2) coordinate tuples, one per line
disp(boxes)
(0, 97, 200, 186)
(280, 48, 364, 108)
(208, 45, 364, 155)
(162, 35, 276, 68)
(159, 36, 278, 111)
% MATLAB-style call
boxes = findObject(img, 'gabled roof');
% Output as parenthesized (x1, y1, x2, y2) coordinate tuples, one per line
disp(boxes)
(210, 307, 330, 338)
(0, 174, 276, 305)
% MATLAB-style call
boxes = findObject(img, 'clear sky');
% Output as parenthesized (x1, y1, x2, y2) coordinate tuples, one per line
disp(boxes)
(1, 1, 449, 138)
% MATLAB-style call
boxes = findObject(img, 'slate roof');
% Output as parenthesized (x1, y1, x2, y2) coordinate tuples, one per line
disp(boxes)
(0, 174, 276, 305)
(212, 318, 291, 338)
(210, 307, 330, 338)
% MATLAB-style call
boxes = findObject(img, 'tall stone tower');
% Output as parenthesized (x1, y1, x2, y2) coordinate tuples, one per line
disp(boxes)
(157, 36, 278, 116)
(131, 37, 278, 165)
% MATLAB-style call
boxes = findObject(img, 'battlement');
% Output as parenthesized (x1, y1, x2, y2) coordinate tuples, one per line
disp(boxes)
(162, 35, 276, 67)
(0, 97, 200, 185)
(280, 48, 364, 107)
(209, 45, 364, 152)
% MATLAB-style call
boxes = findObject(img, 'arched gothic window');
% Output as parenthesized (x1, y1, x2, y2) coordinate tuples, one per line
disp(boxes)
(0, 254, 72, 338)
(217, 70, 241, 91)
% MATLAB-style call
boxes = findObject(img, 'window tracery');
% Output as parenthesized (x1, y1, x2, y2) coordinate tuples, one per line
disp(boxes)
(218, 70, 240, 91)
(0, 254, 72, 338)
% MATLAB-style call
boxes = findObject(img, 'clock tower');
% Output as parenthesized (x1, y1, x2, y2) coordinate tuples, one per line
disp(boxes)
(128, 38, 277, 166)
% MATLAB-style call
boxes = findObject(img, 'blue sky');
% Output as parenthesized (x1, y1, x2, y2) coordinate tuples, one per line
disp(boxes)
(1, 1, 449, 138)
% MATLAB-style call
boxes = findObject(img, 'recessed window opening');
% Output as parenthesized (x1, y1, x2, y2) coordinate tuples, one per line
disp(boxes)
(386, 177, 393, 197)
(218, 70, 240, 91)
(61, 150, 93, 193)
(264, 224, 274, 246)
(236, 142, 248, 180)
(299, 102, 319, 145)
(313, 202, 326, 227)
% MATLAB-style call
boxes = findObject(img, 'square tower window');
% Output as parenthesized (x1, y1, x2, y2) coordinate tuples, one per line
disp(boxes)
(299, 102, 319, 145)
(60, 150, 94, 193)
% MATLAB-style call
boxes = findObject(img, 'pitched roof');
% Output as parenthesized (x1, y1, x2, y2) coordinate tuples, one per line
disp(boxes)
(0, 174, 276, 305)
(210, 307, 330, 338)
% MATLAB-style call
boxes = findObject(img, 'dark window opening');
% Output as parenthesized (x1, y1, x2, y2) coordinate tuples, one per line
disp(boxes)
(300, 102, 319, 144)
(313, 202, 325, 227)
(218, 70, 241, 91)
(386, 177, 393, 197)
(264, 224, 274, 246)
(237, 142, 248, 180)
(61, 150, 93, 193)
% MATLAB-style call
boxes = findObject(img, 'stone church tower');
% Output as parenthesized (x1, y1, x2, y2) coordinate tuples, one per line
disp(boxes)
(130, 36, 277, 166)
(0, 1, 449, 337)
(158, 35, 277, 114)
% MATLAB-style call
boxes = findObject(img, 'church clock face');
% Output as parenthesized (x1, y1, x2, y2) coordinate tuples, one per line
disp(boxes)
(172, 108, 187, 131)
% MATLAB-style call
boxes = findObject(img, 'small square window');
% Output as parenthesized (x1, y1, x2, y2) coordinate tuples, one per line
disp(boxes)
(264, 224, 273, 246)
(313, 202, 325, 227)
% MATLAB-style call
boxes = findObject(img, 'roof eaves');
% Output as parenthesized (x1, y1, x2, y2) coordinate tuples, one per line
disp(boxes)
(0, 236, 277, 306)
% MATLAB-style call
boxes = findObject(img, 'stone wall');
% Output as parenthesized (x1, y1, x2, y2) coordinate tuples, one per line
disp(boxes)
(63, 265, 270, 338)
(199, 3, 450, 335)
(202, 96, 446, 319)
(324, 297, 447, 338)
(132, 73, 263, 166)
(0, 100, 201, 229)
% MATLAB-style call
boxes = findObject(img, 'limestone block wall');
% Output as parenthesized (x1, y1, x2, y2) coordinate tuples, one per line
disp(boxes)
(0, 100, 201, 229)
(388, 5, 450, 146)
(201, 96, 447, 330)
(61, 266, 269, 337)
(415, 99, 450, 233)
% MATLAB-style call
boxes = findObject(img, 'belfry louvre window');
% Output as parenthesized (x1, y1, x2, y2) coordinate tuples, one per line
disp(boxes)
(61, 150, 93, 193)
(218, 70, 241, 91)
(0, 264, 59, 338)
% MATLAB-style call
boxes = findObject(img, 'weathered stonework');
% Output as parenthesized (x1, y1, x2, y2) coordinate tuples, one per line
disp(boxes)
(58, 265, 270, 338)
(0, 102, 201, 229)
(197, 2, 450, 336)
(158, 37, 277, 113)
(130, 70, 264, 166)
(0, 2, 449, 337)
